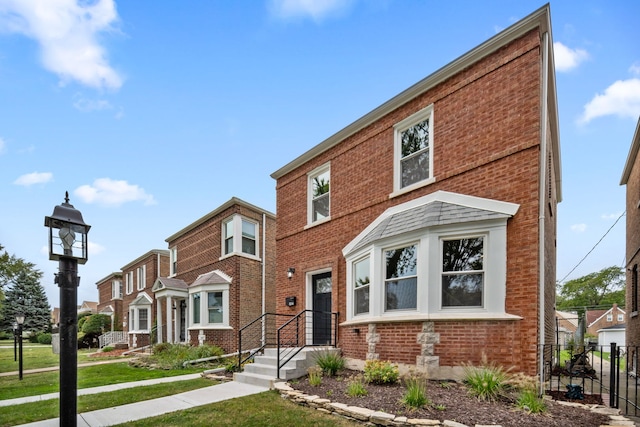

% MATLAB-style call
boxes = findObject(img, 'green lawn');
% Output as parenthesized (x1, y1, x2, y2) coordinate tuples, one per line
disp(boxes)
(0, 379, 213, 427)
(119, 390, 360, 427)
(0, 344, 110, 373)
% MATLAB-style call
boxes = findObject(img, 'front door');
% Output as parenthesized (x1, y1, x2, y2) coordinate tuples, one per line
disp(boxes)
(312, 272, 332, 345)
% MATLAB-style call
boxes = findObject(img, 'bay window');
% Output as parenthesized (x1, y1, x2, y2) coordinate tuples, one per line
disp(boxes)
(353, 256, 370, 315)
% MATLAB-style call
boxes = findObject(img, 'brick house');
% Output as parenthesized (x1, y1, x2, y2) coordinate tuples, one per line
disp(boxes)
(152, 197, 276, 354)
(620, 118, 640, 347)
(270, 5, 560, 378)
(585, 304, 626, 338)
(121, 249, 170, 348)
(96, 272, 123, 328)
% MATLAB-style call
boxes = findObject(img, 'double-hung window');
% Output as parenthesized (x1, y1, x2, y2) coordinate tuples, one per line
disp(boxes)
(222, 215, 259, 258)
(394, 105, 434, 193)
(441, 237, 484, 308)
(308, 163, 330, 225)
(125, 271, 133, 295)
(353, 257, 370, 315)
(192, 293, 201, 324)
(112, 279, 122, 299)
(385, 245, 418, 311)
(208, 291, 223, 324)
(137, 265, 146, 291)
(169, 247, 177, 277)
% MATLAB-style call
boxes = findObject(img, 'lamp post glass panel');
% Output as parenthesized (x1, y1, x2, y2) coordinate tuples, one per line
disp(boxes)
(44, 192, 90, 427)
(15, 312, 24, 380)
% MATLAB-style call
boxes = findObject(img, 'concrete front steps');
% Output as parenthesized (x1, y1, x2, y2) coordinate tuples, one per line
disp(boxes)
(234, 347, 338, 388)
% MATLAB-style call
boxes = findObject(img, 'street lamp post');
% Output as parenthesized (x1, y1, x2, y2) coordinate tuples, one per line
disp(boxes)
(15, 312, 24, 380)
(13, 322, 17, 362)
(45, 192, 90, 427)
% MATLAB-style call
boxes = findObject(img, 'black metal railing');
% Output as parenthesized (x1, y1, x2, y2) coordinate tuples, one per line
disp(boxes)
(541, 343, 640, 416)
(237, 313, 294, 370)
(276, 309, 338, 379)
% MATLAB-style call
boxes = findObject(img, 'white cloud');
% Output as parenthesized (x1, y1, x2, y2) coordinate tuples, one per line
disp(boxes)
(630, 62, 640, 76)
(88, 241, 105, 256)
(74, 178, 156, 207)
(269, 0, 354, 22)
(73, 94, 113, 112)
(571, 224, 587, 233)
(554, 41, 589, 72)
(602, 212, 622, 220)
(13, 171, 53, 186)
(578, 78, 640, 124)
(0, 0, 123, 89)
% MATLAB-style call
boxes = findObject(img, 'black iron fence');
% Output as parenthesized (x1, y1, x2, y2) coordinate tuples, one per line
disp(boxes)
(541, 343, 640, 416)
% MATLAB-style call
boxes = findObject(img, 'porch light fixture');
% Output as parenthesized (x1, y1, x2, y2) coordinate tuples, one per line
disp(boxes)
(44, 191, 90, 427)
(15, 312, 24, 380)
(287, 267, 295, 280)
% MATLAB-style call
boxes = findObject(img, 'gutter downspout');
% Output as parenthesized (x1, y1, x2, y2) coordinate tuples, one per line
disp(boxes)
(262, 213, 266, 347)
(539, 30, 550, 394)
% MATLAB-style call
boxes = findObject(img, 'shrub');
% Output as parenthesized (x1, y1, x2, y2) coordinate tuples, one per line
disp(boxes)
(346, 375, 368, 397)
(364, 359, 399, 384)
(516, 389, 547, 414)
(37, 332, 52, 345)
(28, 333, 39, 343)
(0, 331, 12, 340)
(313, 349, 345, 376)
(153, 342, 172, 354)
(463, 362, 509, 402)
(308, 366, 323, 386)
(402, 375, 429, 409)
(102, 346, 114, 353)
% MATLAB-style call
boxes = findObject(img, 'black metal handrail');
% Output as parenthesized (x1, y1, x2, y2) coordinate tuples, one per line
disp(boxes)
(276, 309, 339, 379)
(237, 312, 294, 370)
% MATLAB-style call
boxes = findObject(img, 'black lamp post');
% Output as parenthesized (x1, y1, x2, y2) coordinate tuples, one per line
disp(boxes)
(45, 192, 90, 427)
(13, 322, 17, 362)
(15, 312, 24, 380)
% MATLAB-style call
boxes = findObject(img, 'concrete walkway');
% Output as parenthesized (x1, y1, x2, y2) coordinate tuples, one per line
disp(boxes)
(3, 375, 268, 427)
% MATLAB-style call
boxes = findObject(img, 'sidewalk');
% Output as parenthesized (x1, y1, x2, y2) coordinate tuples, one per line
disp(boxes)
(4, 375, 268, 427)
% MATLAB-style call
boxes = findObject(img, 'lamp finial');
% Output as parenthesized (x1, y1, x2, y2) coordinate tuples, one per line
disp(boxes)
(64, 191, 69, 204)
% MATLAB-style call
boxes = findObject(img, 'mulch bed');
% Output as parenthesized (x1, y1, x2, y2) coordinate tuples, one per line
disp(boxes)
(291, 369, 611, 427)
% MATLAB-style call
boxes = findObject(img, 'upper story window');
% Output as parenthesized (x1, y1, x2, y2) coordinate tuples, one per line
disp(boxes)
(222, 215, 259, 259)
(111, 279, 122, 300)
(607, 314, 613, 321)
(618, 314, 624, 321)
(125, 271, 133, 295)
(169, 247, 177, 277)
(393, 105, 434, 194)
(441, 237, 484, 308)
(137, 265, 146, 291)
(308, 163, 330, 225)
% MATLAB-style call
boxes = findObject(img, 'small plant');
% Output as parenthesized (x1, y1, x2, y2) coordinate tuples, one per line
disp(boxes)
(313, 349, 345, 376)
(463, 361, 509, 402)
(434, 403, 446, 411)
(364, 359, 399, 384)
(224, 359, 238, 373)
(101, 346, 114, 353)
(439, 381, 453, 389)
(402, 376, 429, 409)
(308, 366, 323, 386)
(346, 375, 368, 397)
(506, 372, 538, 392)
(326, 389, 333, 397)
(516, 389, 547, 414)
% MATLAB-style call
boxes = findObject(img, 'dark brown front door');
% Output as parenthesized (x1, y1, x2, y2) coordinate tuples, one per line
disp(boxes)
(312, 272, 332, 345)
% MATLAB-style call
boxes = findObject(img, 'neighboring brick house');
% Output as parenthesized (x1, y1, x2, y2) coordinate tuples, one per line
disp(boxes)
(121, 249, 170, 348)
(585, 304, 626, 338)
(270, 5, 560, 378)
(96, 272, 123, 329)
(621, 118, 640, 347)
(555, 310, 578, 346)
(78, 301, 98, 315)
(152, 197, 276, 354)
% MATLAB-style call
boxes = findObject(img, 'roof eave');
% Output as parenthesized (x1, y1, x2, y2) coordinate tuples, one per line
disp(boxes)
(620, 117, 640, 185)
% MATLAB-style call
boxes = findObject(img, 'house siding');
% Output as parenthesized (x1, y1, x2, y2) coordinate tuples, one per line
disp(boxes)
(274, 25, 556, 377)
(625, 122, 640, 347)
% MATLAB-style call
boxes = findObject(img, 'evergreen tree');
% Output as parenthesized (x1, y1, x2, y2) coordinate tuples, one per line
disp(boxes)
(1, 270, 51, 334)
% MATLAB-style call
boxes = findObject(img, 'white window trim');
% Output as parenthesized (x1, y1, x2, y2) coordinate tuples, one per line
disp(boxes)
(128, 293, 152, 333)
(112, 279, 122, 300)
(345, 220, 515, 323)
(607, 314, 613, 321)
(391, 105, 435, 198)
(188, 283, 231, 330)
(220, 215, 261, 261)
(125, 271, 133, 295)
(169, 247, 177, 277)
(306, 162, 331, 227)
(618, 314, 624, 321)
(137, 265, 146, 291)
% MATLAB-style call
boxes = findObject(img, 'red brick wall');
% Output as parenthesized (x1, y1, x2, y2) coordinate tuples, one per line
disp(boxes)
(275, 29, 551, 375)
(626, 145, 640, 346)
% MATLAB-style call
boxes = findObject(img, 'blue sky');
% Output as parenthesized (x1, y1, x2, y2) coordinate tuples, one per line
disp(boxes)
(0, 0, 638, 308)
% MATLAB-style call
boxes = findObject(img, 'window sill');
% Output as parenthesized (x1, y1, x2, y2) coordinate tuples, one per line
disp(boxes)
(305, 216, 331, 230)
(219, 252, 261, 262)
(341, 312, 522, 326)
(128, 330, 150, 334)
(632, 311, 638, 318)
(189, 325, 233, 330)
(389, 177, 436, 199)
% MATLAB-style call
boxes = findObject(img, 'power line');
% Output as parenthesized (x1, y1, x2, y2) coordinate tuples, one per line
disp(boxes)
(559, 211, 626, 283)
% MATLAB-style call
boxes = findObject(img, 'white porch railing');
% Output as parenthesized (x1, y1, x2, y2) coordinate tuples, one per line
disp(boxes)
(99, 331, 127, 348)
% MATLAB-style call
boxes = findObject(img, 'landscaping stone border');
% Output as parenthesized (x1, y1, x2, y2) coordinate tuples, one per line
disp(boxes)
(273, 381, 637, 427)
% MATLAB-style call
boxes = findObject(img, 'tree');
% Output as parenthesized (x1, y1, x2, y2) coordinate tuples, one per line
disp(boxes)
(0, 244, 38, 289)
(1, 270, 51, 334)
(556, 266, 625, 312)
